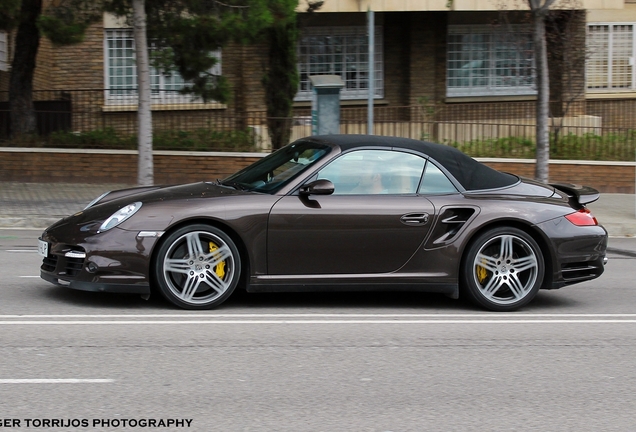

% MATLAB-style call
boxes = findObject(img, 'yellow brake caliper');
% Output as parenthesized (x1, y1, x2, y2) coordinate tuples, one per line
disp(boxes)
(209, 242, 226, 279)
(476, 259, 488, 284)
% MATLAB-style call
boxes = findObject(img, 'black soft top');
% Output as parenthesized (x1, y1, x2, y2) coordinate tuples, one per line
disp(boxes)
(305, 135, 518, 191)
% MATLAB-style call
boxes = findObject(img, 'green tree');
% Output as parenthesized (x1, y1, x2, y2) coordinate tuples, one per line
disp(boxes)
(27, 0, 283, 104)
(1, 0, 295, 183)
(6, 0, 42, 137)
(0, 0, 100, 137)
(262, 6, 298, 151)
(262, 0, 322, 150)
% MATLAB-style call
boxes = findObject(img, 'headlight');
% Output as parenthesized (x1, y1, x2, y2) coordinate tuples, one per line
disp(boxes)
(85, 191, 111, 210)
(98, 202, 142, 233)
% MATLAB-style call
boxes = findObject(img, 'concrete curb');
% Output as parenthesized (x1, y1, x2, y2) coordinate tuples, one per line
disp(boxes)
(597, 224, 636, 238)
(0, 217, 63, 230)
(607, 247, 636, 257)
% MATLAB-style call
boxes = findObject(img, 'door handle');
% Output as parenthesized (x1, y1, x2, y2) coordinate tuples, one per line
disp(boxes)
(400, 213, 429, 225)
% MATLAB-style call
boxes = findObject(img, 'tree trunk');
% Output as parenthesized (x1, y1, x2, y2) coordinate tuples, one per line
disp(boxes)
(533, 10, 550, 183)
(133, 0, 153, 186)
(9, 0, 42, 138)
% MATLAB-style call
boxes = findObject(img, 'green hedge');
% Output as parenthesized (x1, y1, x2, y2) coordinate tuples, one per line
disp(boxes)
(5, 128, 636, 161)
(7, 127, 262, 152)
(447, 131, 636, 161)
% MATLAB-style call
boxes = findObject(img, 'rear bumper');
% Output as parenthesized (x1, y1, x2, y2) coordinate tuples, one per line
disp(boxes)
(537, 218, 608, 289)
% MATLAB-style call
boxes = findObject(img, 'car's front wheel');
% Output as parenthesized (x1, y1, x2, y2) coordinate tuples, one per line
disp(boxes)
(154, 224, 241, 310)
(461, 227, 544, 312)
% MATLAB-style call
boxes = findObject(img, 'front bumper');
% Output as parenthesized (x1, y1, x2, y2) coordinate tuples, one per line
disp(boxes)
(39, 226, 159, 295)
(40, 271, 150, 294)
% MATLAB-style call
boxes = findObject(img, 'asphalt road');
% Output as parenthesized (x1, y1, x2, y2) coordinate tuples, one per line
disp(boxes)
(1, 229, 636, 431)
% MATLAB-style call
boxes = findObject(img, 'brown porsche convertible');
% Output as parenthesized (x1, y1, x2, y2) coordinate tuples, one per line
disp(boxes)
(39, 135, 607, 311)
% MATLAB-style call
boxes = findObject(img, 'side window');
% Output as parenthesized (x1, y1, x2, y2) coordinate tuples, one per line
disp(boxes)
(418, 162, 458, 195)
(317, 150, 426, 195)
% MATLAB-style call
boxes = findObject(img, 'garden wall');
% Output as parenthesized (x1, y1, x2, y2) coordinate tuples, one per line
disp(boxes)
(0, 148, 634, 193)
(0, 148, 262, 185)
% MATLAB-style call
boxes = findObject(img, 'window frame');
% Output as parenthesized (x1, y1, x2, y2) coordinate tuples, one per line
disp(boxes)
(103, 28, 222, 106)
(296, 26, 384, 101)
(447, 24, 536, 98)
(586, 23, 636, 92)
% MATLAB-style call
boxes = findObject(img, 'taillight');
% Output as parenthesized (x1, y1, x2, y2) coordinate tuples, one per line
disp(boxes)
(565, 208, 598, 226)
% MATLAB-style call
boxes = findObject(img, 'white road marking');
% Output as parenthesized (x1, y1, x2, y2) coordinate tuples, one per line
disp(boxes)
(0, 319, 635, 325)
(0, 313, 634, 318)
(0, 379, 113, 384)
(5, 250, 36, 253)
(19, 276, 40, 278)
(0, 314, 635, 325)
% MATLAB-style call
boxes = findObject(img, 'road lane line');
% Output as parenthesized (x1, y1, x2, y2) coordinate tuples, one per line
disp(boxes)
(0, 313, 636, 318)
(19, 276, 40, 278)
(0, 379, 114, 384)
(0, 319, 636, 325)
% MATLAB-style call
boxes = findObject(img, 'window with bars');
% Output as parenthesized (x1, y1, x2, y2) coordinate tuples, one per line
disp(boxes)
(587, 24, 635, 91)
(296, 26, 383, 101)
(104, 29, 221, 105)
(0, 31, 8, 72)
(447, 25, 535, 97)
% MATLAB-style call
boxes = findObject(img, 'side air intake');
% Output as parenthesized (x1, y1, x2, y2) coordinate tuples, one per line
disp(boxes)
(426, 207, 477, 247)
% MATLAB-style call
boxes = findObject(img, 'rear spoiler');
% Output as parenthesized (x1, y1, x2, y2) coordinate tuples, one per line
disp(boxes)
(550, 182, 600, 206)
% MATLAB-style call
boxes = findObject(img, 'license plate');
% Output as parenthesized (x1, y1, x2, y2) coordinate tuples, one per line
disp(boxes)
(37, 239, 49, 258)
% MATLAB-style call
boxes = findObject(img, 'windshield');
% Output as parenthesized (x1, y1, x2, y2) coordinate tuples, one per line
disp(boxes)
(222, 141, 331, 193)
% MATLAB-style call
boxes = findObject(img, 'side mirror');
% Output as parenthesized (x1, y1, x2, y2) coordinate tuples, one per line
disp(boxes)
(299, 179, 335, 196)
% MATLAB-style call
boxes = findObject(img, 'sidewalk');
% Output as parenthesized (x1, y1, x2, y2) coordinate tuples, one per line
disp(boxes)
(0, 182, 130, 230)
(588, 193, 636, 238)
(1, 180, 635, 239)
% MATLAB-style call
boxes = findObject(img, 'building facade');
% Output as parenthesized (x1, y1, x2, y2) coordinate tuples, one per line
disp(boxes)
(0, 0, 632, 145)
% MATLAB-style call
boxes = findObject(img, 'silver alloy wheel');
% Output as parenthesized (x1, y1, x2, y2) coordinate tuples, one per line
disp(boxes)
(162, 230, 236, 305)
(471, 234, 539, 306)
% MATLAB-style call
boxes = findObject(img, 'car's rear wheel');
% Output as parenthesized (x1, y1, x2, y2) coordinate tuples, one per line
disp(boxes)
(461, 227, 544, 312)
(154, 224, 241, 310)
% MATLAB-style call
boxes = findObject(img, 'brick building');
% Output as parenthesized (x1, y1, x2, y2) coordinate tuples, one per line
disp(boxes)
(0, 0, 633, 143)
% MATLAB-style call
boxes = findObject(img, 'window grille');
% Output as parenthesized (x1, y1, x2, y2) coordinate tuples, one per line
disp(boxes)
(447, 25, 535, 97)
(0, 31, 7, 72)
(104, 29, 221, 105)
(587, 24, 635, 91)
(296, 26, 383, 101)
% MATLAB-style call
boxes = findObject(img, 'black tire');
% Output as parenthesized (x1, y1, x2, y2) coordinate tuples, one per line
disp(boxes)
(461, 227, 544, 312)
(154, 224, 241, 310)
